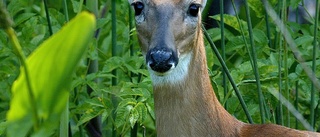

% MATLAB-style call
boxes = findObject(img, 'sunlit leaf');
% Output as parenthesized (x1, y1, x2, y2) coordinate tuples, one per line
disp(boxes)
(6, 11, 96, 136)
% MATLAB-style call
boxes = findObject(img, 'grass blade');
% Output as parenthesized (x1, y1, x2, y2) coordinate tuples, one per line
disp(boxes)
(220, 0, 228, 110)
(43, 0, 53, 35)
(243, 0, 266, 123)
(268, 87, 313, 131)
(310, 0, 320, 130)
(261, 0, 320, 92)
(202, 25, 253, 123)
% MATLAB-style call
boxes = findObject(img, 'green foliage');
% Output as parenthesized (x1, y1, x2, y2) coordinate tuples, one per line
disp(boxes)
(0, 0, 319, 136)
(209, 0, 319, 130)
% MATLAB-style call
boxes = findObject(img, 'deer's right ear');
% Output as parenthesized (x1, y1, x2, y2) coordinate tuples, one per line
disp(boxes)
(201, 0, 207, 10)
(128, 0, 134, 4)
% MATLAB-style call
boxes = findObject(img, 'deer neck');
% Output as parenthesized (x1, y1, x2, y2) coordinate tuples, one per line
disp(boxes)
(152, 29, 243, 136)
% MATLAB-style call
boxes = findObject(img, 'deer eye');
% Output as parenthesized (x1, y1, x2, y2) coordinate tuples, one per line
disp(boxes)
(188, 4, 201, 17)
(132, 2, 144, 16)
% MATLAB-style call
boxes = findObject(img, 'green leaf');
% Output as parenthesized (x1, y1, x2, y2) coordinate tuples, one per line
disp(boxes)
(248, 0, 278, 18)
(146, 102, 155, 120)
(289, 0, 302, 8)
(13, 13, 36, 26)
(71, 0, 81, 13)
(295, 35, 313, 46)
(7, 0, 25, 16)
(135, 102, 147, 124)
(0, 121, 6, 135)
(253, 29, 267, 44)
(247, 0, 264, 18)
(129, 107, 139, 128)
(103, 57, 124, 72)
(211, 14, 248, 33)
(115, 98, 137, 128)
(6, 11, 96, 136)
(77, 109, 105, 127)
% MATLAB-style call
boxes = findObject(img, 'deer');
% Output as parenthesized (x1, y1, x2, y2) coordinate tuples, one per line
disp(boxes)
(128, 0, 320, 136)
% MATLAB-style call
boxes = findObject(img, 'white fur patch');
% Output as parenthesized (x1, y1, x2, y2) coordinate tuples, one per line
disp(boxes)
(148, 53, 192, 86)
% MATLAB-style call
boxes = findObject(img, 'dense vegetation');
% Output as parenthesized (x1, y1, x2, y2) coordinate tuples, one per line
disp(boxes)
(0, 0, 319, 136)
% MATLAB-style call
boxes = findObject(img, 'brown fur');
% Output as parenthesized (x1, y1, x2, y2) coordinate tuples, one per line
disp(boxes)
(129, 0, 320, 136)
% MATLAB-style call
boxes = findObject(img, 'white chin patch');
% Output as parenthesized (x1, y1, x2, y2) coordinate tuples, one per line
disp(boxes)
(148, 53, 192, 86)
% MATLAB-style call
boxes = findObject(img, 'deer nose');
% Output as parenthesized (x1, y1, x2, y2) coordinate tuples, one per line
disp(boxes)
(146, 47, 178, 73)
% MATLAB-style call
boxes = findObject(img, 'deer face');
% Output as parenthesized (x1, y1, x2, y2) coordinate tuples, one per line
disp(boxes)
(129, 0, 206, 85)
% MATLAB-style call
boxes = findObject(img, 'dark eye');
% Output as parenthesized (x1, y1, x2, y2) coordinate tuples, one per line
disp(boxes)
(132, 2, 144, 16)
(188, 4, 200, 17)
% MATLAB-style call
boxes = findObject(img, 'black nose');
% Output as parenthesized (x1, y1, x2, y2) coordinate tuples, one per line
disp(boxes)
(146, 47, 178, 73)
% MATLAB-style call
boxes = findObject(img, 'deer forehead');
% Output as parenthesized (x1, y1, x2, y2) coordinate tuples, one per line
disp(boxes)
(128, 0, 206, 7)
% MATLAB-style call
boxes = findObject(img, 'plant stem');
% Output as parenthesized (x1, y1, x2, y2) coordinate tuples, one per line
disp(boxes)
(111, 0, 117, 86)
(268, 88, 314, 131)
(295, 81, 299, 129)
(62, 0, 69, 22)
(79, 0, 84, 14)
(86, 0, 103, 136)
(111, 1, 118, 137)
(220, 0, 228, 110)
(264, 3, 272, 50)
(261, 0, 320, 92)
(243, 0, 265, 124)
(280, 0, 290, 127)
(60, 1, 69, 136)
(128, 3, 139, 137)
(294, 8, 299, 130)
(43, 0, 53, 35)
(6, 27, 39, 131)
(310, 0, 319, 131)
(60, 101, 69, 137)
(202, 25, 253, 124)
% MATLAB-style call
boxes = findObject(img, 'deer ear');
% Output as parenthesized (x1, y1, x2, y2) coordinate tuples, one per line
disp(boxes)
(201, 0, 207, 11)
(128, 0, 134, 4)
(202, 0, 207, 6)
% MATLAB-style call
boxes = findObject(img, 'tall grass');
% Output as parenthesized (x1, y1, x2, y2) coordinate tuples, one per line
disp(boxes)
(242, 0, 266, 124)
(311, 0, 320, 130)
(206, 0, 319, 130)
(262, 0, 319, 131)
(220, 0, 228, 111)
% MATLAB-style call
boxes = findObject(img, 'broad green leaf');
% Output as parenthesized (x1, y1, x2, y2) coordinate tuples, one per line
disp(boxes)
(129, 107, 139, 128)
(247, 0, 265, 18)
(135, 102, 147, 124)
(253, 29, 267, 44)
(13, 13, 36, 26)
(248, 0, 278, 18)
(103, 56, 124, 72)
(295, 35, 313, 46)
(71, 0, 81, 13)
(146, 102, 155, 120)
(115, 98, 137, 128)
(226, 36, 246, 53)
(211, 14, 248, 33)
(7, 0, 25, 16)
(6, 11, 96, 136)
(77, 108, 105, 127)
(289, 0, 302, 8)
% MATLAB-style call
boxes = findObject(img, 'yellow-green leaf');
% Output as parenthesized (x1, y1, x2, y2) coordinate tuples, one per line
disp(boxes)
(6, 11, 96, 136)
